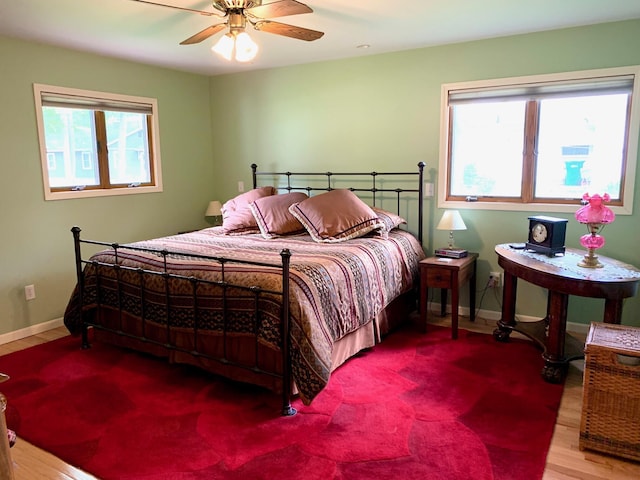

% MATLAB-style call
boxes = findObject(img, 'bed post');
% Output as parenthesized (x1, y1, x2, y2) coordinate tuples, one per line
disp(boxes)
(71, 226, 89, 349)
(417, 161, 425, 247)
(279, 248, 296, 416)
(251, 163, 258, 189)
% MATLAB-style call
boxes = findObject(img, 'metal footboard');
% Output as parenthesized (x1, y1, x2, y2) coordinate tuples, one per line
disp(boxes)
(71, 226, 296, 416)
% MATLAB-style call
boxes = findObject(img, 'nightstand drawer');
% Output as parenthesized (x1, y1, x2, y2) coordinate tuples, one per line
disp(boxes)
(425, 268, 452, 288)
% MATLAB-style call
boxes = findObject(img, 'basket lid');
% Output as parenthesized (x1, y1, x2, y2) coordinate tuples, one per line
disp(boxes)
(586, 322, 640, 354)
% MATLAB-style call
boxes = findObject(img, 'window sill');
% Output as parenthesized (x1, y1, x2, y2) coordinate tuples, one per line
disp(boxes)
(438, 198, 632, 216)
(44, 185, 163, 201)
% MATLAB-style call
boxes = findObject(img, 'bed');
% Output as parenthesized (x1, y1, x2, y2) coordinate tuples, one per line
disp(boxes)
(64, 163, 426, 415)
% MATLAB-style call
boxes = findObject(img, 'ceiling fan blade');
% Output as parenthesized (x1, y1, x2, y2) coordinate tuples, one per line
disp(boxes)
(129, 0, 216, 16)
(247, 0, 312, 19)
(254, 20, 324, 41)
(180, 23, 227, 45)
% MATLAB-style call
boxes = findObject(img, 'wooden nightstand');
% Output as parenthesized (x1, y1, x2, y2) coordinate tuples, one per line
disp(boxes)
(419, 253, 478, 339)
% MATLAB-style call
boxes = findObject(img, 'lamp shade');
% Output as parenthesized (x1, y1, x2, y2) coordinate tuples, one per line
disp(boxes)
(436, 210, 467, 231)
(234, 31, 258, 62)
(574, 193, 615, 224)
(212, 33, 234, 61)
(212, 30, 258, 62)
(205, 200, 222, 217)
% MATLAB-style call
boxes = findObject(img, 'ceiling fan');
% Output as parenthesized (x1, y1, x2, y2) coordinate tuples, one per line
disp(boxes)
(131, 1, 324, 61)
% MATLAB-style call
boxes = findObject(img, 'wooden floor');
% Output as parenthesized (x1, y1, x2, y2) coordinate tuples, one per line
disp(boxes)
(1, 318, 640, 480)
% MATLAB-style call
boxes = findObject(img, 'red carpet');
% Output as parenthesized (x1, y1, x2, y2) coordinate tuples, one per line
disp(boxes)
(1, 324, 563, 479)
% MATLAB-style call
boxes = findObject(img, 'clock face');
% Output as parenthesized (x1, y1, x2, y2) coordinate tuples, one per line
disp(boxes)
(531, 223, 548, 243)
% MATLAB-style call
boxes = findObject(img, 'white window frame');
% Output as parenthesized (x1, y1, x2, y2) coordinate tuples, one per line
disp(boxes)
(438, 66, 640, 215)
(46, 152, 57, 170)
(81, 151, 92, 171)
(34, 83, 163, 200)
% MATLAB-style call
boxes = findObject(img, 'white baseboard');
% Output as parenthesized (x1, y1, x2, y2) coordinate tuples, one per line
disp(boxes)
(0, 317, 64, 346)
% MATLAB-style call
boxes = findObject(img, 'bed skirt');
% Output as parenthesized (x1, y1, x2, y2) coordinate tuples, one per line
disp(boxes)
(88, 289, 416, 397)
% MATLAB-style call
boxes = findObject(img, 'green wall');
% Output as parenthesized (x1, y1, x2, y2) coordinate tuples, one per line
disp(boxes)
(0, 36, 215, 336)
(208, 19, 640, 327)
(2, 19, 640, 338)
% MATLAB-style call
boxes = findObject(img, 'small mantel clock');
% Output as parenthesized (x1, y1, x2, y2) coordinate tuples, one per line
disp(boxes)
(525, 216, 568, 257)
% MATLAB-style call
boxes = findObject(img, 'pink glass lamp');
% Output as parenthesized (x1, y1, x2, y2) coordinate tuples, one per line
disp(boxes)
(574, 193, 615, 268)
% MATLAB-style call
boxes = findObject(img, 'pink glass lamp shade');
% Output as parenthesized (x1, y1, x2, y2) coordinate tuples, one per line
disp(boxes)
(574, 193, 615, 224)
(574, 193, 615, 268)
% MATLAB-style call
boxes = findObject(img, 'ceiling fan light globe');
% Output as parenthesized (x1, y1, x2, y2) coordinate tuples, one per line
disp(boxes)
(235, 32, 258, 62)
(212, 33, 235, 60)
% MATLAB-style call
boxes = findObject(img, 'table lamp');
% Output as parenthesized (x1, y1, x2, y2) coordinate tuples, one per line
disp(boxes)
(205, 200, 223, 226)
(436, 210, 467, 256)
(574, 193, 615, 268)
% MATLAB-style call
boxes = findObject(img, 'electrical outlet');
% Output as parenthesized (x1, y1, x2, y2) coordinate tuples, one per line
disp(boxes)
(488, 272, 501, 288)
(25, 284, 36, 300)
(237, 181, 245, 192)
(423, 182, 434, 197)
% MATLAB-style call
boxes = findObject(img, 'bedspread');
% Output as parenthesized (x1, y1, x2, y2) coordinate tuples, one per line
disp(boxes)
(64, 227, 425, 404)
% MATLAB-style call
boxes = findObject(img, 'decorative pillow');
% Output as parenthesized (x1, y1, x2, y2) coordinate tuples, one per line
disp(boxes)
(249, 192, 309, 239)
(221, 186, 276, 235)
(371, 206, 407, 237)
(289, 189, 385, 243)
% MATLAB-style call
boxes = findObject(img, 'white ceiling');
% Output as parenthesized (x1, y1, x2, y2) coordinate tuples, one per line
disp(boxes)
(1, 0, 640, 77)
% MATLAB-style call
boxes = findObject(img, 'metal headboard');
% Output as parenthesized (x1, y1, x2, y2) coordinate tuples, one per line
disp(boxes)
(251, 162, 426, 246)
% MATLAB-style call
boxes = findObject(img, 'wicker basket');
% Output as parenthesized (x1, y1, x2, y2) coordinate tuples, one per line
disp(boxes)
(579, 322, 640, 461)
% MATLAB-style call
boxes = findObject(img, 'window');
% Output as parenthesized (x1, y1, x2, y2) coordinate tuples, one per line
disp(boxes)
(439, 66, 640, 214)
(34, 84, 163, 200)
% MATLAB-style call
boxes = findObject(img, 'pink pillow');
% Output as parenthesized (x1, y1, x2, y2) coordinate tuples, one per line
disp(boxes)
(371, 207, 407, 238)
(249, 192, 309, 238)
(289, 189, 385, 243)
(221, 186, 276, 235)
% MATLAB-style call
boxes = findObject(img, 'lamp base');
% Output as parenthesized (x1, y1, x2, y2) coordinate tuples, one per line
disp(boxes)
(577, 248, 604, 268)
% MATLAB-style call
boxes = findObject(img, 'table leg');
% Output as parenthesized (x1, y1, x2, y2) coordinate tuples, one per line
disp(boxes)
(541, 291, 569, 383)
(603, 299, 624, 324)
(440, 288, 447, 317)
(470, 261, 476, 322)
(420, 279, 428, 333)
(494, 272, 517, 341)
(451, 282, 459, 340)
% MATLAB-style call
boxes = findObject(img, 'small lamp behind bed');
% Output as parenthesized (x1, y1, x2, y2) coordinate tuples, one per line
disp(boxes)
(205, 200, 223, 226)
